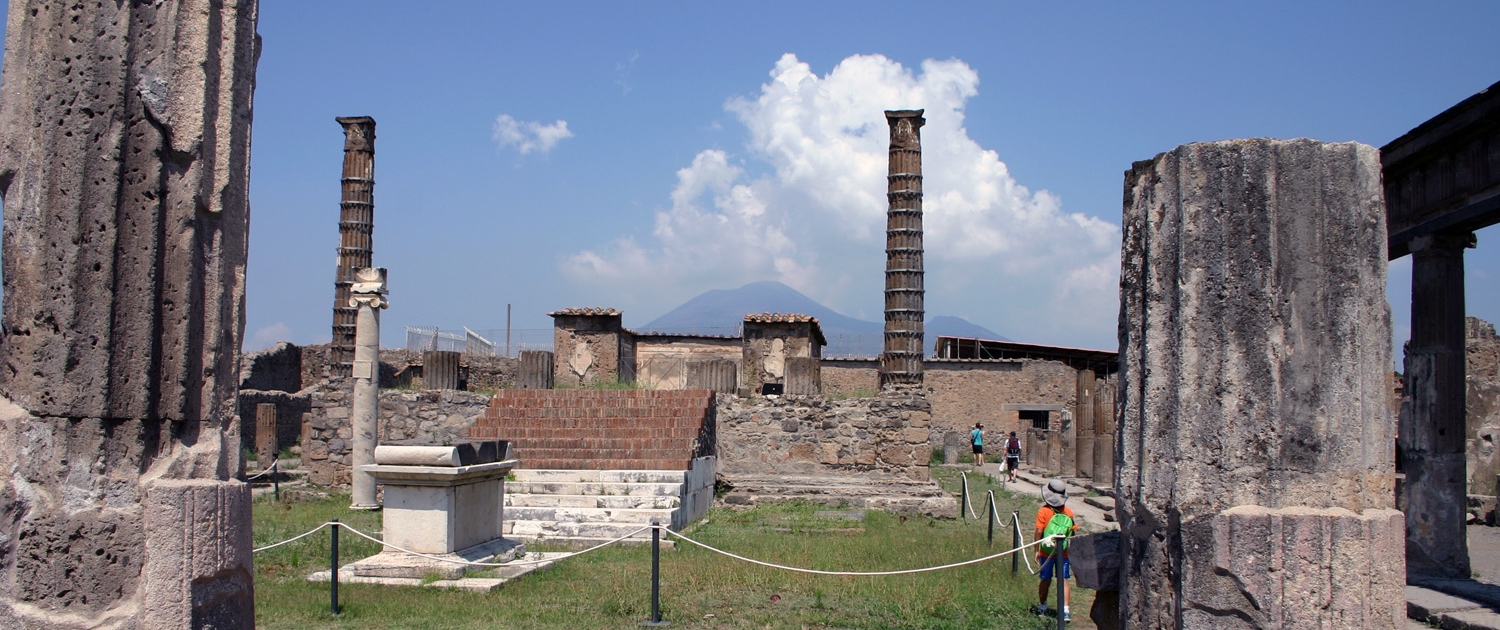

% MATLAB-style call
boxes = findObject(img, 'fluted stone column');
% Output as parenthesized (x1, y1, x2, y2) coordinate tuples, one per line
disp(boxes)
(0, 1, 260, 627)
(1118, 139, 1403, 629)
(350, 268, 389, 510)
(881, 110, 925, 388)
(1401, 231, 1474, 578)
(332, 117, 376, 377)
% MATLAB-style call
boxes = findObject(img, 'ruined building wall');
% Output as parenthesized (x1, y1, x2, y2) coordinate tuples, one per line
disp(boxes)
(0, 1, 260, 626)
(1468, 316, 1500, 495)
(635, 337, 741, 390)
(716, 392, 933, 480)
(300, 383, 492, 486)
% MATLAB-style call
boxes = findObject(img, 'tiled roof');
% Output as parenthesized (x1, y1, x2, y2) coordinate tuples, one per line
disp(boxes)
(547, 307, 621, 317)
(743, 312, 819, 323)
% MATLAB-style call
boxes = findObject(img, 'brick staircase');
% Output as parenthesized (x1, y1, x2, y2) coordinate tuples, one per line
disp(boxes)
(466, 389, 714, 470)
(467, 389, 717, 544)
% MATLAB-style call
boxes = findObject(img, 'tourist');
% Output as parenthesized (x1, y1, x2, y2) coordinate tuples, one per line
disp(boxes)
(1004, 431, 1022, 482)
(1034, 479, 1078, 622)
(970, 422, 985, 466)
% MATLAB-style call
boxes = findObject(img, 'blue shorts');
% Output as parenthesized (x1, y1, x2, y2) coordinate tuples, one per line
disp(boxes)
(1039, 556, 1070, 581)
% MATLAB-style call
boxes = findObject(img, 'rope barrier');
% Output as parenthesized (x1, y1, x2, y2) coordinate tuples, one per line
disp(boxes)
(662, 526, 1062, 577)
(243, 460, 280, 482)
(254, 521, 332, 553)
(334, 522, 651, 567)
(960, 472, 979, 519)
(1014, 512, 1038, 575)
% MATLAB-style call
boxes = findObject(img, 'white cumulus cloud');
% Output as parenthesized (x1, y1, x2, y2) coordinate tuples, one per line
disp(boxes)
(564, 53, 1121, 348)
(493, 114, 574, 155)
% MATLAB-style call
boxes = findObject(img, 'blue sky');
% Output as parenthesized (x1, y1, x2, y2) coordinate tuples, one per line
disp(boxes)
(9, 1, 1500, 362)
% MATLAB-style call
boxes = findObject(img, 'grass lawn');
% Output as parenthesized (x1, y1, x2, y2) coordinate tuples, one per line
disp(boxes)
(253, 468, 1095, 629)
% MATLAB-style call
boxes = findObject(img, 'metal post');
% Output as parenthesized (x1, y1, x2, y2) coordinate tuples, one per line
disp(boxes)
(330, 519, 341, 615)
(986, 492, 995, 546)
(959, 474, 968, 520)
(1057, 559, 1066, 630)
(506, 303, 512, 357)
(644, 523, 668, 626)
(273, 459, 280, 502)
(1011, 511, 1020, 575)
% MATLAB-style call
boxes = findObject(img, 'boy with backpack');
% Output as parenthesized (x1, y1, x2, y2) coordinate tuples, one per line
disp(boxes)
(1034, 479, 1078, 621)
(1004, 431, 1022, 482)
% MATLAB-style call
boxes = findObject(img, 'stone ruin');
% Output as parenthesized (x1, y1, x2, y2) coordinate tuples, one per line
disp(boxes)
(0, 0, 260, 627)
(1116, 139, 1404, 627)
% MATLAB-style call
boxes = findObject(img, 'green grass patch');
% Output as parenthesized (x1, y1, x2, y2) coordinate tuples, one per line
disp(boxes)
(253, 481, 1087, 629)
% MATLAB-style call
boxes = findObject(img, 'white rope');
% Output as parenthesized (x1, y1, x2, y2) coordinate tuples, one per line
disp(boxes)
(334, 521, 651, 567)
(663, 526, 1062, 577)
(243, 460, 279, 482)
(1014, 512, 1038, 574)
(960, 472, 979, 519)
(253, 521, 331, 553)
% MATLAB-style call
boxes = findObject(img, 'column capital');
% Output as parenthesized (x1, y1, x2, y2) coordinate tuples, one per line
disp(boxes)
(349, 267, 389, 309)
(1410, 231, 1476, 254)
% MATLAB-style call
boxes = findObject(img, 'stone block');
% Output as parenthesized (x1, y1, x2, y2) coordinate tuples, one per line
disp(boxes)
(141, 480, 254, 630)
(1071, 531, 1120, 591)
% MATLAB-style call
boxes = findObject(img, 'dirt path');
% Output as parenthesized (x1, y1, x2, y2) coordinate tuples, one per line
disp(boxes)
(1472, 524, 1500, 584)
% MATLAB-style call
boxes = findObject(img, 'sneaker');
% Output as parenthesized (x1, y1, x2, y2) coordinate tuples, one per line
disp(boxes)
(1062, 610, 1072, 623)
(1032, 603, 1050, 617)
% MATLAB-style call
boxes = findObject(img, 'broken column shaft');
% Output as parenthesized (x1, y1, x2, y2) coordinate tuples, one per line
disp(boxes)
(1118, 139, 1403, 629)
(350, 267, 389, 509)
(1401, 231, 1474, 577)
(0, 1, 260, 626)
(332, 117, 376, 378)
(881, 110, 926, 388)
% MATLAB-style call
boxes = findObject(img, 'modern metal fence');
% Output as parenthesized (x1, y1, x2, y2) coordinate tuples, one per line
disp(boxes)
(405, 326, 554, 356)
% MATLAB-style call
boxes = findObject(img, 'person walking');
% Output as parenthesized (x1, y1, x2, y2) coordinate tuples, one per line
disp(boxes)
(1004, 431, 1022, 482)
(1034, 479, 1079, 622)
(970, 422, 985, 466)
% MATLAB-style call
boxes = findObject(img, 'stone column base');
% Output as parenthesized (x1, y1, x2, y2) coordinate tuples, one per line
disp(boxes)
(1182, 505, 1405, 629)
(141, 480, 254, 630)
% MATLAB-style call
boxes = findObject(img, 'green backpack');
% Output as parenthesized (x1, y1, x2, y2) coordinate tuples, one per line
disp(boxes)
(1039, 508, 1074, 557)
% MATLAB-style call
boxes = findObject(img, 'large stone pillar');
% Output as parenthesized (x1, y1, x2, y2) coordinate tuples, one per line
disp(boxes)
(1401, 231, 1474, 578)
(350, 268, 389, 510)
(0, 1, 260, 627)
(332, 117, 376, 377)
(1118, 139, 1403, 629)
(881, 110, 925, 388)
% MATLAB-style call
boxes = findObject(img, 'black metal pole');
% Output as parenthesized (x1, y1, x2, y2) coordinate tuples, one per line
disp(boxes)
(986, 493, 995, 546)
(330, 519, 340, 616)
(1055, 529, 1071, 630)
(959, 475, 968, 520)
(1011, 511, 1020, 575)
(273, 459, 280, 502)
(645, 523, 668, 626)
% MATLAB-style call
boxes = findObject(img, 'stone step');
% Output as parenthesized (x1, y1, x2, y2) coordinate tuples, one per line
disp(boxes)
(507, 494, 682, 509)
(506, 506, 678, 524)
(509, 469, 687, 484)
(507, 481, 683, 497)
(1084, 495, 1115, 511)
(507, 519, 666, 540)
(515, 458, 693, 471)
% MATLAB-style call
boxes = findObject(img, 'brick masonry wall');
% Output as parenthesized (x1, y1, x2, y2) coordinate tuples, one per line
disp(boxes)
(824, 358, 1084, 450)
(716, 389, 933, 480)
(300, 379, 493, 486)
(467, 389, 715, 470)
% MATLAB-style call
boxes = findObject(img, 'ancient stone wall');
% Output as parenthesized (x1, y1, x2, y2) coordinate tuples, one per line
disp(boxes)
(241, 342, 304, 393)
(716, 392, 932, 480)
(1468, 316, 1500, 495)
(300, 382, 492, 486)
(635, 336, 740, 390)
(237, 389, 311, 462)
(551, 311, 626, 387)
(1118, 139, 1401, 627)
(925, 359, 1078, 448)
(823, 359, 881, 397)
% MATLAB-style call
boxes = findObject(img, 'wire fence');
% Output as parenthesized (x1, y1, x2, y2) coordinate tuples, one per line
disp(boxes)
(405, 326, 554, 357)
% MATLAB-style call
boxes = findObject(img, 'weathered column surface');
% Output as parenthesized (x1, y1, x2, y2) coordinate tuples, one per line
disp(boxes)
(1075, 369, 1096, 478)
(332, 117, 376, 377)
(1118, 139, 1402, 629)
(350, 268, 389, 509)
(1401, 231, 1473, 578)
(0, 1, 260, 627)
(881, 109, 925, 388)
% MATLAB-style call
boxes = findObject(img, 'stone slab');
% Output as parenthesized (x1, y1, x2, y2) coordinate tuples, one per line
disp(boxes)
(349, 537, 522, 580)
(1408, 585, 1482, 618)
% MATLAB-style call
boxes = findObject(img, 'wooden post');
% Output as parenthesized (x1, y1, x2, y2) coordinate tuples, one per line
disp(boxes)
(256, 403, 278, 466)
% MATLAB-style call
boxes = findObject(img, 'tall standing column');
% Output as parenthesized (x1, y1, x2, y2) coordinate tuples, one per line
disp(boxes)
(349, 267, 389, 509)
(1118, 139, 1403, 628)
(881, 110, 925, 389)
(1402, 231, 1474, 578)
(332, 117, 376, 377)
(0, 1, 260, 626)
